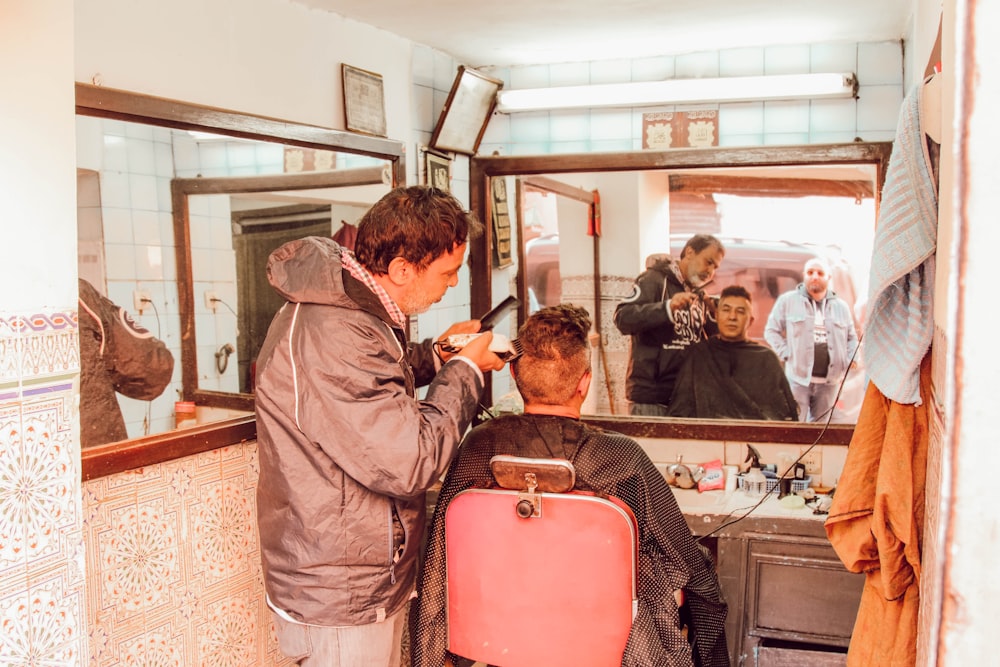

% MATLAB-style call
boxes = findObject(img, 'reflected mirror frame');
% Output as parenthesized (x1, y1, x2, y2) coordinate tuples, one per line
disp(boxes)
(76, 83, 406, 480)
(468, 142, 893, 447)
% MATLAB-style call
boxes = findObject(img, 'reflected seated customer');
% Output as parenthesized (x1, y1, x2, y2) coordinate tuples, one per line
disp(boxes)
(667, 285, 798, 421)
(410, 304, 729, 667)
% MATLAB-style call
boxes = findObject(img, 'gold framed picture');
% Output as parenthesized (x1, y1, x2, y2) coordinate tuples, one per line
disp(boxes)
(425, 149, 452, 192)
(342, 64, 387, 137)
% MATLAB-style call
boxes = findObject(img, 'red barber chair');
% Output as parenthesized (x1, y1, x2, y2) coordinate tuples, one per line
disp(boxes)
(445, 455, 639, 667)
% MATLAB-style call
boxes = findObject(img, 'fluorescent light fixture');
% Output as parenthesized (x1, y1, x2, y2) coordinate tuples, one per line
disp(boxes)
(495, 72, 857, 113)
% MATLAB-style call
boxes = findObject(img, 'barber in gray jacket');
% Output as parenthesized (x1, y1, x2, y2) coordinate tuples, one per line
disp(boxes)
(255, 186, 506, 667)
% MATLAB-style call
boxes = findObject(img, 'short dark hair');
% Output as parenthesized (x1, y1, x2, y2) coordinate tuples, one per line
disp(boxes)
(682, 234, 725, 257)
(720, 284, 752, 303)
(513, 304, 592, 404)
(354, 186, 483, 274)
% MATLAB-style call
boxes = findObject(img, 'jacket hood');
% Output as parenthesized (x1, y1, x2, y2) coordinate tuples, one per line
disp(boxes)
(645, 252, 675, 273)
(267, 236, 356, 307)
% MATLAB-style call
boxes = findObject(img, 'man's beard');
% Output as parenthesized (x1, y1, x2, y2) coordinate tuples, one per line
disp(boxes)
(397, 287, 436, 316)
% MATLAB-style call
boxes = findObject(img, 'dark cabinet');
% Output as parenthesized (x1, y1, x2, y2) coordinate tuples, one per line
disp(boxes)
(689, 514, 864, 666)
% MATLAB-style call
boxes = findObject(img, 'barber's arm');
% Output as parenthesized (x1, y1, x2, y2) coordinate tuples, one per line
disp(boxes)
(614, 272, 675, 335)
(106, 305, 174, 400)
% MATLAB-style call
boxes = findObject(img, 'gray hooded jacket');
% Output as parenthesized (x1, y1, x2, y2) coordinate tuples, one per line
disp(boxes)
(255, 236, 483, 627)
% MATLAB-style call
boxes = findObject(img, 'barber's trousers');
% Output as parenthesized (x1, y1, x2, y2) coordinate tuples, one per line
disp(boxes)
(271, 606, 406, 667)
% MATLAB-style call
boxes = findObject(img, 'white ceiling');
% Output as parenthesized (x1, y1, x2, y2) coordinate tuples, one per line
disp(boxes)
(293, 0, 913, 68)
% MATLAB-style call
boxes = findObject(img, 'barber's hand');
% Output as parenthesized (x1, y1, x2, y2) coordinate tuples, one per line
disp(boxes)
(668, 292, 700, 313)
(457, 331, 506, 373)
(435, 320, 482, 362)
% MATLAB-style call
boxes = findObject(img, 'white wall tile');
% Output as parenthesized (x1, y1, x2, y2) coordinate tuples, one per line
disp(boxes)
(718, 134, 765, 147)
(510, 113, 552, 143)
(811, 43, 858, 73)
(549, 109, 590, 142)
(810, 98, 857, 133)
(720, 48, 764, 77)
(411, 45, 434, 87)
(676, 51, 719, 78)
(719, 102, 764, 135)
(510, 65, 551, 89)
(590, 59, 633, 84)
(433, 50, 456, 91)
(99, 171, 131, 208)
(102, 135, 128, 172)
(857, 84, 904, 132)
(131, 209, 161, 247)
(765, 44, 811, 74)
(763, 99, 810, 133)
(135, 244, 165, 280)
(129, 174, 159, 212)
(480, 112, 510, 145)
(102, 207, 133, 245)
(549, 62, 590, 86)
(411, 84, 434, 130)
(764, 132, 810, 145)
(590, 108, 632, 140)
(632, 55, 675, 82)
(126, 139, 156, 176)
(104, 243, 137, 280)
(858, 41, 904, 85)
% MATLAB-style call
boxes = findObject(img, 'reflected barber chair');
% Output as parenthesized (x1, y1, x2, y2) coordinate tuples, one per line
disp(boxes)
(445, 455, 639, 667)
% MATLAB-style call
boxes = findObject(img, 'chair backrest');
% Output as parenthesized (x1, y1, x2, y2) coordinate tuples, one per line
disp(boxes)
(445, 455, 639, 667)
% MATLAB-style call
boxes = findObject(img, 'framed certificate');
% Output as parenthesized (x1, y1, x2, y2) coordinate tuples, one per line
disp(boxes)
(342, 64, 387, 137)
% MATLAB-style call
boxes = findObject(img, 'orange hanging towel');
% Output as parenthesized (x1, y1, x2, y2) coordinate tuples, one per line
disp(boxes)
(824, 353, 931, 666)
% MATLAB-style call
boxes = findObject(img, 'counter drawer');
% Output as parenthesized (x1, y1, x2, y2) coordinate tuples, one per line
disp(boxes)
(745, 534, 864, 646)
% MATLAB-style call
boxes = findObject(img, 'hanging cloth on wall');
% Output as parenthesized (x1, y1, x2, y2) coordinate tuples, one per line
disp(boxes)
(825, 353, 931, 667)
(863, 78, 938, 405)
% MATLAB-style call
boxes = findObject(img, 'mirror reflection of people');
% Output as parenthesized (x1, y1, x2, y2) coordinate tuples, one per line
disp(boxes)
(77, 278, 174, 448)
(254, 185, 507, 667)
(764, 257, 859, 422)
(614, 234, 725, 416)
(667, 285, 797, 421)
(410, 304, 729, 667)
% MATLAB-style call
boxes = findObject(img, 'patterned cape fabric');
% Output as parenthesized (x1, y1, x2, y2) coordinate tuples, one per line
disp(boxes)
(864, 78, 938, 405)
(409, 414, 729, 667)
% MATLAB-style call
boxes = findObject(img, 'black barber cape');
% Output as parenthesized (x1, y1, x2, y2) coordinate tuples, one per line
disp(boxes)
(667, 337, 798, 421)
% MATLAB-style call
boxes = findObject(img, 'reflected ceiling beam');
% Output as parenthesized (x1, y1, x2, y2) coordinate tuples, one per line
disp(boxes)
(668, 174, 874, 200)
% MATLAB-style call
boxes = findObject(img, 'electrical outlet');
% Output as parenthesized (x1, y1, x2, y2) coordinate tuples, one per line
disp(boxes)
(204, 290, 218, 312)
(133, 290, 151, 314)
(799, 448, 822, 475)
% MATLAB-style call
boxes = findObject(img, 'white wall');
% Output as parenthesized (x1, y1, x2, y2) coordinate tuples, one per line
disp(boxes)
(2, 1, 78, 312)
(75, 0, 415, 172)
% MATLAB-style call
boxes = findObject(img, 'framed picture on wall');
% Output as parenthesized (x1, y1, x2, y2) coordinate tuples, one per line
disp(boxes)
(342, 64, 387, 137)
(425, 149, 452, 192)
(430, 66, 504, 155)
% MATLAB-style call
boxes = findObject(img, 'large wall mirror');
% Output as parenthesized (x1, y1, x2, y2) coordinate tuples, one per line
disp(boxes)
(469, 142, 892, 445)
(76, 83, 404, 478)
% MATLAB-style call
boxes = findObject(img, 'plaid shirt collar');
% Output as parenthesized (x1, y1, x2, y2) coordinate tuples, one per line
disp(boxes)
(340, 249, 407, 329)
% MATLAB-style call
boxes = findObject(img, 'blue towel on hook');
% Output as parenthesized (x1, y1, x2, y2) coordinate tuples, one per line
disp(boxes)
(863, 80, 938, 405)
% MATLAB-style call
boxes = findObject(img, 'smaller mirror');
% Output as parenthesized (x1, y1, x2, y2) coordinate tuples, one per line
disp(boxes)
(430, 66, 504, 155)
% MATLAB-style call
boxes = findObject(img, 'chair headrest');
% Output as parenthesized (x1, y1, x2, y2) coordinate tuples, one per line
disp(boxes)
(489, 455, 576, 493)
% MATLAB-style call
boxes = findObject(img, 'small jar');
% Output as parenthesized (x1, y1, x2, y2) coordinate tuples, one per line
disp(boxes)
(175, 401, 197, 429)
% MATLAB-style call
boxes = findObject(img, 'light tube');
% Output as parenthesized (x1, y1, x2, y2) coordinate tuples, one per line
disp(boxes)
(495, 72, 857, 113)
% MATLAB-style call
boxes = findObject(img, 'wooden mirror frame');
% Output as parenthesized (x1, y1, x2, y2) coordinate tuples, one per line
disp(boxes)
(77, 83, 406, 480)
(469, 142, 893, 446)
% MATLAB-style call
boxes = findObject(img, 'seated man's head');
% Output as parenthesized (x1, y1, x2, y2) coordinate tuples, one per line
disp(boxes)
(716, 285, 754, 342)
(511, 304, 593, 415)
